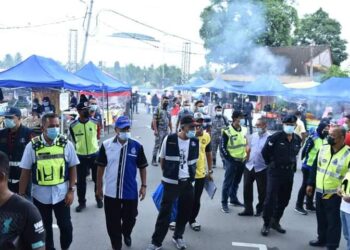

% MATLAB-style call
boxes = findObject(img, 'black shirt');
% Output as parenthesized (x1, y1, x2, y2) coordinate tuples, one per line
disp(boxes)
(262, 131, 302, 168)
(0, 194, 45, 250)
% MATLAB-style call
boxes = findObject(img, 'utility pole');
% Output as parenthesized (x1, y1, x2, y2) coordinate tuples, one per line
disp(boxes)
(81, 0, 94, 65)
(181, 42, 191, 84)
(68, 29, 78, 72)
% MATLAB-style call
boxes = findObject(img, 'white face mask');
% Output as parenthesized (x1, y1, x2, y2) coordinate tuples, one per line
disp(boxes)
(119, 132, 131, 141)
(257, 127, 265, 135)
(283, 125, 295, 134)
(216, 111, 222, 116)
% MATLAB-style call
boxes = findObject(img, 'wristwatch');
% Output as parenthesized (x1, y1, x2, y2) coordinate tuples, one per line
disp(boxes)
(68, 186, 76, 192)
(141, 184, 147, 188)
(208, 170, 214, 174)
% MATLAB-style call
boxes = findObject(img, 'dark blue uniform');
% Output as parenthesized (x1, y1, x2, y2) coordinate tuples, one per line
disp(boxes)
(261, 131, 302, 227)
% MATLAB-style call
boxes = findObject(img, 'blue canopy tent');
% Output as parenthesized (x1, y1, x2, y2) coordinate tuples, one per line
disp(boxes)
(231, 76, 288, 96)
(75, 62, 131, 92)
(174, 77, 207, 91)
(198, 77, 238, 92)
(0, 55, 98, 91)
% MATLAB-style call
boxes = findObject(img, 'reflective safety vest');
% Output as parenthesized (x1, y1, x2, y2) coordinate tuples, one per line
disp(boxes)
(70, 119, 99, 156)
(223, 126, 247, 160)
(316, 144, 350, 194)
(341, 171, 350, 196)
(31, 135, 69, 186)
(304, 136, 324, 167)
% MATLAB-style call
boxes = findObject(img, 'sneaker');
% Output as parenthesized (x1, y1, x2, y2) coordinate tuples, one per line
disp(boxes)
(294, 206, 308, 215)
(169, 222, 176, 231)
(75, 204, 86, 213)
(221, 205, 230, 213)
(146, 243, 162, 250)
(306, 205, 316, 212)
(172, 237, 187, 250)
(96, 199, 103, 209)
(190, 222, 201, 231)
(229, 200, 244, 207)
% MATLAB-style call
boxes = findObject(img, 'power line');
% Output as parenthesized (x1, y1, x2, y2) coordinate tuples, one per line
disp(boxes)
(96, 9, 204, 46)
(0, 16, 84, 30)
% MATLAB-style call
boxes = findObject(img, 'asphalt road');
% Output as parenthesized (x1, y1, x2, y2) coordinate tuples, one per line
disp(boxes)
(53, 108, 346, 250)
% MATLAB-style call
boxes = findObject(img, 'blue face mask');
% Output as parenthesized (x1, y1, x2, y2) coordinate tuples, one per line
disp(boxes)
(119, 132, 131, 141)
(186, 130, 196, 139)
(4, 118, 16, 129)
(47, 127, 59, 140)
(283, 125, 295, 134)
(198, 107, 204, 113)
(90, 105, 98, 111)
(257, 128, 264, 135)
(240, 119, 245, 126)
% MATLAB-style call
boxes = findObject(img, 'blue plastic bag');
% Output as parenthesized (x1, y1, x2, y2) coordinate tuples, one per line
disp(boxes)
(152, 183, 178, 222)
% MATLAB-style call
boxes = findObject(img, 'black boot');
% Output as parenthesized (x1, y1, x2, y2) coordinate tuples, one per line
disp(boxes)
(213, 159, 216, 168)
(261, 223, 270, 236)
(270, 218, 286, 234)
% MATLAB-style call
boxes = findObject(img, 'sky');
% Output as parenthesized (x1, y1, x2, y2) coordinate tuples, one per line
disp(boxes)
(0, 0, 349, 73)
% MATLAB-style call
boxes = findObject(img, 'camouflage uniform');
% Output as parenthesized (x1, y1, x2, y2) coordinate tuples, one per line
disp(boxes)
(152, 106, 171, 159)
(211, 114, 228, 167)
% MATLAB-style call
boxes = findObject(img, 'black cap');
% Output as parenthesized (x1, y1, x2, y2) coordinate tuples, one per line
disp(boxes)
(215, 105, 222, 109)
(76, 102, 89, 110)
(180, 115, 198, 126)
(43, 96, 50, 102)
(232, 110, 243, 119)
(282, 115, 297, 124)
(2, 107, 21, 117)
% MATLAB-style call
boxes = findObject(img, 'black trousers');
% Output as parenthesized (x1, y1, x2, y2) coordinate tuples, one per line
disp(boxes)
(263, 172, 294, 225)
(33, 199, 73, 250)
(152, 181, 194, 247)
(189, 178, 206, 224)
(243, 168, 267, 213)
(296, 168, 315, 208)
(104, 196, 138, 250)
(77, 155, 98, 205)
(244, 116, 253, 134)
(315, 192, 341, 249)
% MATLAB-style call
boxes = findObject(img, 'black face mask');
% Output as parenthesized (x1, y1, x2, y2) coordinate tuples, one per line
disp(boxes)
(163, 103, 169, 109)
(321, 130, 329, 139)
(327, 136, 335, 146)
(82, 110, 90, 118)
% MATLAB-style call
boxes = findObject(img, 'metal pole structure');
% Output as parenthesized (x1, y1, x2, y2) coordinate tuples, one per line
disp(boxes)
(81, 0, 94, 64)
(310, 42, 314, 79)
(60, 88, 65, 134)
(100, 85, 105, 138)
(107, 91, 110, 134)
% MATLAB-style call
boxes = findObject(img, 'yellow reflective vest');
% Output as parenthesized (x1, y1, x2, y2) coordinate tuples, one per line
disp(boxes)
(32, 135, 68, 186)
(70, 119, 99, 156)
(223, 126, 247, 160)
(316, 144, 350, 194)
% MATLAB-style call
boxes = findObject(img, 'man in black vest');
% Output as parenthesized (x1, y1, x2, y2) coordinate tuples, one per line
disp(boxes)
(146, 115, 199, 250)
(0, 107, 33, 196)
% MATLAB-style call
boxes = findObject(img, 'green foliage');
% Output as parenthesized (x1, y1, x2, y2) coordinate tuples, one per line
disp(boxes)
(191, 66, 213, 80)
(321, 65, 349, 81)
(294, 8, 348, 66)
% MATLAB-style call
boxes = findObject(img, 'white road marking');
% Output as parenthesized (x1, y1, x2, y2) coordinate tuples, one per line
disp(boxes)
(52, 224, 58, 229)
(232, 242, 268, 250)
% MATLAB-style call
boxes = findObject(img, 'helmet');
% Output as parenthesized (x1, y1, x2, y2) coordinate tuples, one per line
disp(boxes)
(341, 172, 350, 196)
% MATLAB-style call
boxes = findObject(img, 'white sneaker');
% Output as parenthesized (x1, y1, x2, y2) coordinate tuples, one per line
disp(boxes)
(190, 222, 201, 231)
(146, 243, 162, 250)
(169, 221, 176, 231)
(172, 237, 187, 249)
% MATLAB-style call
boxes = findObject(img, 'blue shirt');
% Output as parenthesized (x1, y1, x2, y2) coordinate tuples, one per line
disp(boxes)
(246, 132, 269, 172)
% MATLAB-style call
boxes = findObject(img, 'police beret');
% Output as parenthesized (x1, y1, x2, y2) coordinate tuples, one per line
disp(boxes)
(282, 114, 297, 123)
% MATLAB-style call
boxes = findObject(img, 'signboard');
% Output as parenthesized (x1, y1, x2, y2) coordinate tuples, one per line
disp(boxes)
(59, 92, 69, 111)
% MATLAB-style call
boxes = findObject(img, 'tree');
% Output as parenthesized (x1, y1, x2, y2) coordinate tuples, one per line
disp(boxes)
(2, 54, 14, 68)
(199, 0, 298, 65)
(14, 53, 22, 64)
(192, 66, 213, 80)
(321, 65, 349, 81)
(294, 8, 348, 66)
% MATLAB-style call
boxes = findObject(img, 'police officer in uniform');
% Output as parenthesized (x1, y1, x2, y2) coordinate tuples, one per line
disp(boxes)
(19, 113, 79, 250)
(261, 115, 302, 236)
(0, 107, 33, 196)
(151, 96, 172, 166)
(211, 105, 228, 168)
(220, 111, 247, 212)
(307, 126, 350, 250)
(70, 102, 101, 212)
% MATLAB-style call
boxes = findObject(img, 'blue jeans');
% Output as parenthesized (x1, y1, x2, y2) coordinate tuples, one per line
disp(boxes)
(221, 159, 245, 206)
(341, 210, 350, 250)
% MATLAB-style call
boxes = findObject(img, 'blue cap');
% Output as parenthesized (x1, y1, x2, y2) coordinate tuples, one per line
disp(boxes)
(1, 107, 21, 117)
(115, 116, 131, 129)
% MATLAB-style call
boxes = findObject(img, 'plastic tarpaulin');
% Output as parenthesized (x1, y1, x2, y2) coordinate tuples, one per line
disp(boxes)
(199, 77, 238, 92)
(0, 55, 98, 91)
(174, 77, 207, 91)
(75, 62, 131, 92)
(232, 76, 288, 96)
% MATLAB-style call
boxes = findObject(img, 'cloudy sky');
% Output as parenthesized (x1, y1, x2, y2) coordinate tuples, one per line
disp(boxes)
(0, 0, 349, 72)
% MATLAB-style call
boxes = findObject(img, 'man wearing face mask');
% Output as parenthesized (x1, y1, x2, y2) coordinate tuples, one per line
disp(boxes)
(41, 96, 55, 115)
(152, 96, 172, 166)
(343, 115, 350, 146)
(70, 102, 102, 212)
(295, 122, 329, 215)
(211, 105, 229, 168)
(0, 107, 33, 196)
(261, 115, 302, 236)
(220, 111, 248, 213)
(96, 116, 148, 250)
(176, 100, 193, 132)
(146, 115, 199, 250)
(242, 97, 254, 135)
(194, 100, 205, 114)
(89, 98, 102, 126)
(19, 113, 79, 250)
(307, 126, 350, 250)
(239, 118, 269, 217)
